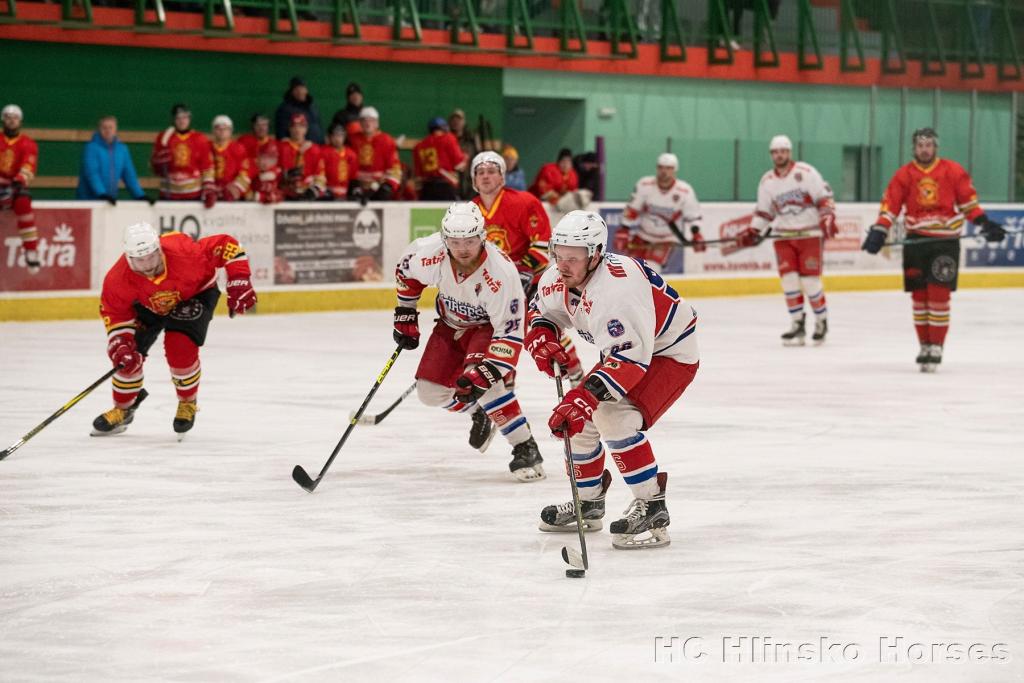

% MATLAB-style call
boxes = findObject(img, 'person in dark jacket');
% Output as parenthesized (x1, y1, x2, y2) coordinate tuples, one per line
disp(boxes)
(76, 115, 149, 203)
(274, 76, 324, 144)
(330, 82, 365, 130)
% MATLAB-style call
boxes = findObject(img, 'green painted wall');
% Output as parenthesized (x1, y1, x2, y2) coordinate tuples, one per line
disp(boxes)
(2, 41, 503, 198)
(503, 69, 1014, 202)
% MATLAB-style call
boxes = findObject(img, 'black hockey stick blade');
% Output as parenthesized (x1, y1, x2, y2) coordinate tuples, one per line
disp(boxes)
(291, 465, 318, 492)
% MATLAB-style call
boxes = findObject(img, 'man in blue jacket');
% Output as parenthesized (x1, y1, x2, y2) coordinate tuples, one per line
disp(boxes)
(76, 116, 151, 204)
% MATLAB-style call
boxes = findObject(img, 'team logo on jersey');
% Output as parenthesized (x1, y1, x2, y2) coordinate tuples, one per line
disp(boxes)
(795, 172, 803, 182)
(917, 177, 940, 207)
(149, 290, 182, 315)
(170, 299, 205, 321)
(0, 149, 13, 174)
(672, 194, 680, 202)
(486, 226, 509, 253)
(172, 143, 191, 167)
(474, 283, 482, 296)
(931, 254, 957, 283)
(607, 319, 625, 337)
(510, 298, 520, 314)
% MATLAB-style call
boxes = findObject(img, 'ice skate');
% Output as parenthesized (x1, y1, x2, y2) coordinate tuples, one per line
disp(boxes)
(469, 406, 495, 453)
(610, 472, 671, 549)
(24, 249, 41, 275)
(509, 437, 545, 482)
(173, 400, 198, 439)
(919, 344, 942, 374)
(811, 318, 828, 345)
(781, 314, 806, 346)
(539, 469, 611, 532)
(91, 389, 148, 436)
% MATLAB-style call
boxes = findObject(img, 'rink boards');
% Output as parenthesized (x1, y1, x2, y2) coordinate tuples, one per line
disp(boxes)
(1, 200, 1021, 320)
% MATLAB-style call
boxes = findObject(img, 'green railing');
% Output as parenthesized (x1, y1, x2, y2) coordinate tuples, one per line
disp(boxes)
(5, 0, 1022, 76)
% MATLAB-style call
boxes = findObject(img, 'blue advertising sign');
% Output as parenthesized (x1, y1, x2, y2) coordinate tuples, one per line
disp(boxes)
(598, 207, 685, 274)
(964, 209, 1024, 268)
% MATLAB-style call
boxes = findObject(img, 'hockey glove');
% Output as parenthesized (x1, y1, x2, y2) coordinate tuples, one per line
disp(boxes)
(202, 184, 217, 209)
(548, 386, 599, 439)
(862, 225, 888, 254)
(975, 214, 1006, 243)
(152, 148, 172, 175)
(454, 361, 502, 404)
(393, 306, 420, 350)
(820, 212, 839, 239)
(371, 183, 394, 201)
(102, 194, 117, 206)
(226, 277, 257, 318)
(524, 323, 570, 378)
(733, 227, 763, 249)
(612, 227, 631, 253)
(689, 226, 707, 253)
(107, 332, 144, 376)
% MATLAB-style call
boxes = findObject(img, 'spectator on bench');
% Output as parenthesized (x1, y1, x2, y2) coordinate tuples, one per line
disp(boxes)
(76, 115, 150, 204)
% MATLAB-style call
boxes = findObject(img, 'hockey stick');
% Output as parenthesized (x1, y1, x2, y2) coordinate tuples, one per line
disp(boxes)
(0, 368, 117, 461)
(349, 381, 416, 426)
(292, 345, 403, 492)
(553, 363, 589, 578)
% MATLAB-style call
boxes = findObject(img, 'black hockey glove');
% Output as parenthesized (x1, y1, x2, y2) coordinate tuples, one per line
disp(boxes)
(974, 214, 1006, 243)
(862, 225, 888, 254)
(371, 183, 394, 201)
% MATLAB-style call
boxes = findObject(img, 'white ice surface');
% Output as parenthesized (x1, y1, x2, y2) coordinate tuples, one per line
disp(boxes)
(2, 289, 1024, 682)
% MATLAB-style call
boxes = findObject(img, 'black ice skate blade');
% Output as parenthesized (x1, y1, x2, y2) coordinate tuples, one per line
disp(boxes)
(292, 465, 319, 492)
(565, 569, 586, 578)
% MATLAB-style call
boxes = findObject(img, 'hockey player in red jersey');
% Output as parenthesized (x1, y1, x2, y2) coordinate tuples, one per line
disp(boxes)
(251, 145, 283, 204)
(278, 113, 324, 201)
(471, 150, 587, 386)
(526, 211, 700, 549)
(348, 107, 401, 201)
(210, 115, 252, 205)
(413, 117, 467, 201)
(320, 123, 358, 200)
(862, 128, 1005, 372)
(150, 104, 215, 203)
(393, 202, 545, 482)
(0, 104, 41, 273)
(529, 147, 579, 208)
(237, 114, 275, 170)
(94, 222, 256, 437)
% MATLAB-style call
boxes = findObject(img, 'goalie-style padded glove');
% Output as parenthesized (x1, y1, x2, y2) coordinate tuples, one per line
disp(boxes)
(453, 362, 501, 404)
(862, 225, 888, 254)
(393, 306, 419, 350)
(975, 214, 1006, 243)
(107, 331, 143, 375)
(548, 386, 599, 439)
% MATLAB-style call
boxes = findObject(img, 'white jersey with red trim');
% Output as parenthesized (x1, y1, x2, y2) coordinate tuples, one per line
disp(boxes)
(621, 176, 702, 243)
(529, 253, 699, 401)
(751, 161, 834, 237)
(396, 232, 526, 377)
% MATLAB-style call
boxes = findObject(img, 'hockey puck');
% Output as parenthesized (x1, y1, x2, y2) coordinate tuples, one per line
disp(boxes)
(565, 569, 586, 578)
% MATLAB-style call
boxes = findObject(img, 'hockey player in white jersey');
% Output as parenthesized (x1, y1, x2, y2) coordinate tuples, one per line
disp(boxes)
(612, 153, 705, 273)
(524, 211, 700, 548)
(393, 202, 545, 482)
(732, 135, 837, 345)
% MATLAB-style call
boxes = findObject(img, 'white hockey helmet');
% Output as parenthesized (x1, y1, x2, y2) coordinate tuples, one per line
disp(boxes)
(1, 104, 23, 121)
(470, 151, 506, 192)
(441, 202, 486, 240)
(551, 210, 608, 258)
(123, 222, 161, 259)
(359, 106, 380, 121)
(212, 114, 233, 130)
(657, 152, 679, 169)
(769, 134, 793, 151)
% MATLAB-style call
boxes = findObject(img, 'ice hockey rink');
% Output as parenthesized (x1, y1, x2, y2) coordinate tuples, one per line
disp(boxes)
(2, 288, 1023, 682)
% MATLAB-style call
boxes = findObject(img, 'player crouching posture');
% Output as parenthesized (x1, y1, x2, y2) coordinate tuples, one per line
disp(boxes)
(526, 211, 700, 549)
(94, 222, 256, 437)
(393, 202, 545, 482)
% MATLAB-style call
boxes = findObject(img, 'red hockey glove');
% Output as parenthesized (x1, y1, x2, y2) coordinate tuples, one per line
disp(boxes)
(820, 212, 838, 239)
(393, 306, 420, 350)
(454, 361, 502, 404)
(107, 332, 143, 376)
(524, 323, 569, 378)
(202, 184, 217, 209)
(612, 227, 631, 253)
(733, 227, 764, 249)
(689, 226, 707, 253)
(226, 277, 257, 317)
(548, 386, 599, 439)
(223, 183, 244, 201)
